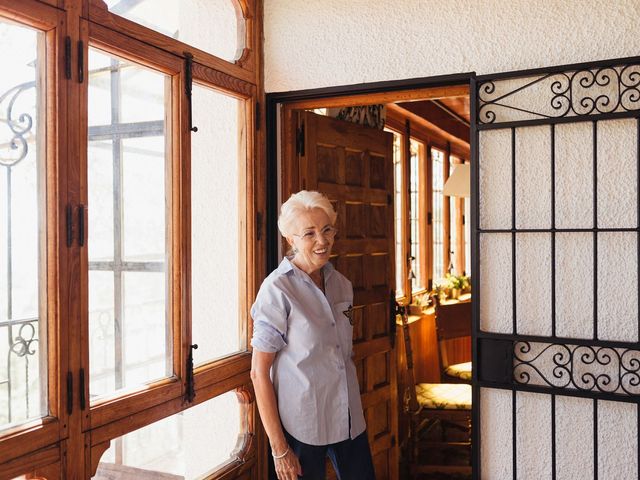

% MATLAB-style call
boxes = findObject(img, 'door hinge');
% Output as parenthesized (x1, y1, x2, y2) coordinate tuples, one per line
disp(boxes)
(66, 372, 73, 415)
(77, 40, 84, 83)
(185, 344, 198, 403)
(462, 214, 466, 225)
(66, 204, 74, 247)
(389, 291, 399, 349)
(427, 212, 432, 225)
(79, 368, 86, 410)
(255, 101, 261, 130)
(256, 211, 263, 241)
(78, 204, 85, 247)
(64, 36, 72, 80)
(184, 52, 198, 133)
(296, 124, 305, 156)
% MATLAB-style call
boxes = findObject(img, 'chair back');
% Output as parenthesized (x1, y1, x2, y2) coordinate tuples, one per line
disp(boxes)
(399, 309, 420, 414)
(435, 302, 471, 380)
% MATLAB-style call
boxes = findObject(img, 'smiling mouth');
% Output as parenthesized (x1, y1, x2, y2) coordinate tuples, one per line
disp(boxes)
(314, 248, 328, 254)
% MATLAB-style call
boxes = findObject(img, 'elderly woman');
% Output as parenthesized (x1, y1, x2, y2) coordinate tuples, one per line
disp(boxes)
(250, 191, 375, 480)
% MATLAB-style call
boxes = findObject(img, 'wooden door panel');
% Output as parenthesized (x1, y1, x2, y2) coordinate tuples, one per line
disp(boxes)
(344, 202, 367, 238)
(289, 111, 398, 479)
(369, 153, 387, 189)
(368, 352, 390, 389)
(369, 204, 387, 238)
(368, 302, 389, 339)
(367, 254, 388, 288)
(352, 306, 366, 343)
(345, 151, 365, 186)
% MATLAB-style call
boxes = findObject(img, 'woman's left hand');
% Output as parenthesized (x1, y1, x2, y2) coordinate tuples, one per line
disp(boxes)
(274, 449, 302, 480)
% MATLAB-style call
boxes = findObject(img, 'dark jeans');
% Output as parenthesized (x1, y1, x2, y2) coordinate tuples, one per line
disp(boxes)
(269, 430, 376, 480)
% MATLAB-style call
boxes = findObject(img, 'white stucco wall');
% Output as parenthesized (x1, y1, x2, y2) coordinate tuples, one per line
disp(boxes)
(264, 2, 640, 478)
(264, 0, 640, 93)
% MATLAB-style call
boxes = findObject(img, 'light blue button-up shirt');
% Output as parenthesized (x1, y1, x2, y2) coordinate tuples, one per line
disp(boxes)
(250, 257, 366, 446)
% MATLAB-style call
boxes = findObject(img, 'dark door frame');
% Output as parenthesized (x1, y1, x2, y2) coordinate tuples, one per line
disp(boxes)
(265, 71, 479, 476)
(265, 72, 475, 271)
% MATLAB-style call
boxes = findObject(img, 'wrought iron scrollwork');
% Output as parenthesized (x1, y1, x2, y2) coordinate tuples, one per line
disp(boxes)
(514, 341, 640, 397)
(9, 321, 39, 358)
(478, 63, 640, 124)
(0, 81, 36, 167)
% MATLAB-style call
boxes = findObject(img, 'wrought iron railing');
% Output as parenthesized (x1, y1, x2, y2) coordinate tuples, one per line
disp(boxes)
(1, 316, 39, 425)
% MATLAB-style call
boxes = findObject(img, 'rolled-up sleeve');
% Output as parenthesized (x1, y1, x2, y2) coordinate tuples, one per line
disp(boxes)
(251, 285, 289, 353)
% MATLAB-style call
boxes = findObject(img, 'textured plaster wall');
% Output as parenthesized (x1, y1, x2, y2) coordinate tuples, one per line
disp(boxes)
(263, 2, 640, 477)
(264, 0, 640, 92)
(265, 0, 640, 480)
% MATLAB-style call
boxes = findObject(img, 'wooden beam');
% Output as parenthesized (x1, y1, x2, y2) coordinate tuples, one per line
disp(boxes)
(387, 104, 469, 155)
(280, 84, 469, 110)
(396, 100, 469, 143)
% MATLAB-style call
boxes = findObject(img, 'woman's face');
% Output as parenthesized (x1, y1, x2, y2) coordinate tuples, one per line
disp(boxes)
(287, 207, 335, 274)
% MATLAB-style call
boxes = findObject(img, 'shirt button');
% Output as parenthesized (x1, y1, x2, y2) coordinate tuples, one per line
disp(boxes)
(336, 344, 340, 349)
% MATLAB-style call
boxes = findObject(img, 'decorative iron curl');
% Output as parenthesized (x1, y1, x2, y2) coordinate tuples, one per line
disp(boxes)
(514, 342, 572, 388)
(478, 62, 640, 124)
(0, 81, 35, 167)
(513, 341, 640, 397)
(9, 322, 38, 357)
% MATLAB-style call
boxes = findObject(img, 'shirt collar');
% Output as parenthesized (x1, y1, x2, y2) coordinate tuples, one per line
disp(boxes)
(277, 256, 336, 281)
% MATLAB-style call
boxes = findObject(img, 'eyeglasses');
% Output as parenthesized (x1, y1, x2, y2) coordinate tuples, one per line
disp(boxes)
(292, 226, 338, 242)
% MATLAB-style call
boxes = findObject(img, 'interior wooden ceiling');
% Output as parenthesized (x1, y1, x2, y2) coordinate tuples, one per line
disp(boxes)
(437, 96, 470, 123)
(395, 95, 470, 144)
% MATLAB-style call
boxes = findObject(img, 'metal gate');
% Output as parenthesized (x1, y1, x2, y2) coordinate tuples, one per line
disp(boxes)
(472, 57, 640, 479)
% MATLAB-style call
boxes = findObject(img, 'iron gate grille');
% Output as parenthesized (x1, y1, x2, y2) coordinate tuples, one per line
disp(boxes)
(472, 57, 640, 479)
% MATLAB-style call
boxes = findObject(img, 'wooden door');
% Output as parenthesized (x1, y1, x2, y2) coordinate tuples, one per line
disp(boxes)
(285, 110, 398, 480)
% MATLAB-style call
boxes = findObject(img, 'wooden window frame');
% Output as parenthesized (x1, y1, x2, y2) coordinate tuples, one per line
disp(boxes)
(1, 0, 264, 478)
(0, 0, 68, 465)
(386, 106, 469, 293)
(384, 124, 410, 302)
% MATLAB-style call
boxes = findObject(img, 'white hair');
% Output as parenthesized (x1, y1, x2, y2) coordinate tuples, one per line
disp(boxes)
(278, 190, 337, 237)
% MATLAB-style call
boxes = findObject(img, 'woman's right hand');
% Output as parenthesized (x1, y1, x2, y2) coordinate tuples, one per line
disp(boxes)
(274, 449, 302, 480)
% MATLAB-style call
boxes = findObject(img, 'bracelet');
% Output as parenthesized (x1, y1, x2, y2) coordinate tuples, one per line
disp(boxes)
(272, 446, 290, 459)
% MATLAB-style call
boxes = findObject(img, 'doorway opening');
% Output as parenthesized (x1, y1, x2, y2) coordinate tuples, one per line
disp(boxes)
(267, 75, 474, 479)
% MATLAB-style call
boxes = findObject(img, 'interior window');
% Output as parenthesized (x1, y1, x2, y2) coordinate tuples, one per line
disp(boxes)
(93, 391, 245, 479)
(409, 138, 423, 292)
(389, 130, 405, 298)
(431, 148, 445, 281)
(87, 47, 171, 399)
(103, 0, 245, 62)
(190, 83, 245, 365)
(0, 18, 47, 432)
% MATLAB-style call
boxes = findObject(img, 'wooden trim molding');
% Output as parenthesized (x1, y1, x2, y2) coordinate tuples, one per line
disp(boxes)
(88, 0, 258, 85)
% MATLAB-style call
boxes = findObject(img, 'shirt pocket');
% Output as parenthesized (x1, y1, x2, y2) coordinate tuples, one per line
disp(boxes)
(332, 301, 354, 354)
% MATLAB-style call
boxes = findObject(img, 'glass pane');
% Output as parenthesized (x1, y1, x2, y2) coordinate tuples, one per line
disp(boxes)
(191, 84, 243, 365)
(103, 0, 245, 62)
(449, 158, 457, 274)
(387, 130, 403, 297)
(93, 391, 244, 479)
(88, 47, 170, 401)
(432, 148, 445, 282)
(0, 19, 47, 432)
(409, 139, 422, 291)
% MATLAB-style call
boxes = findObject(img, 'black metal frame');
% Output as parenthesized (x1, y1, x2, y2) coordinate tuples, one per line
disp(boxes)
(473, 54, 640, 480)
